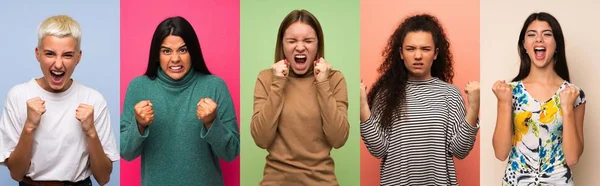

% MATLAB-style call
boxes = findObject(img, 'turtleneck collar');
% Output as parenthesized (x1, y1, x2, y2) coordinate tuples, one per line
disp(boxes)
(156, 68, 197, 89)
(288, 65, 315, 78)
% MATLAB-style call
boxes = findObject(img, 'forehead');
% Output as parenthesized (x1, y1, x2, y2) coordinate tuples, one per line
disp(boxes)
(40, 35, 78, 50)
(284, 22, 317, 38)
(161, 35, 185, 46)
(526, 20, 552, 31)
(403, 31, 434, 46)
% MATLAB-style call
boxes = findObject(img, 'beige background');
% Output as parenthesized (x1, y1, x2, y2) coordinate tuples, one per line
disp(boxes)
(481, 0, 600, 185)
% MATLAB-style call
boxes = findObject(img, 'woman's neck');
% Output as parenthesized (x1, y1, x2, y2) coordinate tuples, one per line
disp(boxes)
(524, 64, 563, 84)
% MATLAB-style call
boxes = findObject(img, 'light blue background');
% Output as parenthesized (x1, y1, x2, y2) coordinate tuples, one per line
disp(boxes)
(0, 1, 120, 185)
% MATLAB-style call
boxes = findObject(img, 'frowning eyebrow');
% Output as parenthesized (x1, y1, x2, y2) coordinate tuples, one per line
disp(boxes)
(160, 44, 187, 49)
(404, 45, 433, 49)
(285, 37, 317, 40)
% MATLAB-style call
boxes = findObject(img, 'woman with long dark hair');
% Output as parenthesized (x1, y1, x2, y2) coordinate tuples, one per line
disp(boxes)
(120, 16, 239, 186)
(492, 12, 586, 185)
(359, 14, 480, 185)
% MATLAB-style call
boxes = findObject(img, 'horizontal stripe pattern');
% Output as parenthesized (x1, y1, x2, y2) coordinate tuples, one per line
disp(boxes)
(361, 78, 479, 186)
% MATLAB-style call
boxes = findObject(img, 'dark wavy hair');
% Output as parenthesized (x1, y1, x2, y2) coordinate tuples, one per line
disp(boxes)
(144, 16, 211, 79)
(513, 12, 569, 82)
(367, 14, 454, 130)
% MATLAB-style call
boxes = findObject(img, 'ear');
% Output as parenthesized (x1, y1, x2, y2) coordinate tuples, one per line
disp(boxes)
(35, 47, 41, 62)
(434, 48, 439, 60)
(76, 50, 83, 64)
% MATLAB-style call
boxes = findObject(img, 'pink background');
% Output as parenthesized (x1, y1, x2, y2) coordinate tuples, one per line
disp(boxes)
(120, 0, 240, 185)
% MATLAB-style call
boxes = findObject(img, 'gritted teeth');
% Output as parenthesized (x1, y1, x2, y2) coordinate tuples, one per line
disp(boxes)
(169, 66, 183, 70)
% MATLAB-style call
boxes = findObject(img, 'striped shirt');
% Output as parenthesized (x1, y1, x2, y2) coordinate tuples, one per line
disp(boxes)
(361, 77, 479, 186)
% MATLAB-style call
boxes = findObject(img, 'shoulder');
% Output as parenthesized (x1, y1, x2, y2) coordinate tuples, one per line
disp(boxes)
(435, 79, 462, 97)
(508, 81, 520, 86)
(564, 81, 584, 92)
(123, 76, 153, 98)
(128, 75, 153, 87)
(254, 69, 274, 85)
(74, 81, 108, 108)
(564, 81, 586, 105)
(257, 69, 272, 80)
(6, 80, 32, 99)
(199, 74, 228, 89)
(4, 80, 32, 107)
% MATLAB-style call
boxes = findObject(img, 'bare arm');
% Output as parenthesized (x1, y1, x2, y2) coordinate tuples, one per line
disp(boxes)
(492, 102, 513, 161)
(5, 125, 34, 181)
(491, 81, 514, 161)
(562, 103, 585, 166)
(86, 131, 112, 185)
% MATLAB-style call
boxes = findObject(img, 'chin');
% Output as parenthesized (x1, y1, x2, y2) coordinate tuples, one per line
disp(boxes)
(531, 60, 551, 68)
(48, 84, 66, 92)
(292, 69, 309, 75)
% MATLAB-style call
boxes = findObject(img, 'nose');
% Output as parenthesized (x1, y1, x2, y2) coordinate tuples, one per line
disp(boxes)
(170, 53, 181, 63)
(295, 42, 306, 52)
(414, 49, 423, 60)
(535, 35, 544, 43)
(53, 57, 65, 69)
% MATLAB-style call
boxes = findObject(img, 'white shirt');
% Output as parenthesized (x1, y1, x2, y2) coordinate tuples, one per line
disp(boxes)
(0, 79, 119, 182)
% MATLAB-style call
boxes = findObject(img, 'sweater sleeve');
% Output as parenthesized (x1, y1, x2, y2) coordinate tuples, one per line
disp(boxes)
(446, 86, 479, 159)
(315, 71, 350, 148)
(119, 78, 149, 161)
(250, 70, 287, 149)
(360, 93, 390, 159)
(199, 77, 240, 162)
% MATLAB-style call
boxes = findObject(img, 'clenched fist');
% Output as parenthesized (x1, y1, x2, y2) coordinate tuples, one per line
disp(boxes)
(76, 104, 95, 135)
(492, 80, 512, 104)
(360, 79, 368, 109)
(464, 81, 480, 108)
(359, 79, 371, 122)
(25, 97, 46, 131)
(560, 85, 580, 110)
(134, 100, 154, 127)
(197, 98, 217, 129)
(314, 57, 332, 83)
(271, 59, 289, 77)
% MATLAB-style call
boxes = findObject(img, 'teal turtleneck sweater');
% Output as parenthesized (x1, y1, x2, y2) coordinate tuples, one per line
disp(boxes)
(120, 69, 240, 186)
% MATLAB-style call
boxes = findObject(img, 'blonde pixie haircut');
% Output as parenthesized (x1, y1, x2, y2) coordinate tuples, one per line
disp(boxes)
(37, 15, 82, 50)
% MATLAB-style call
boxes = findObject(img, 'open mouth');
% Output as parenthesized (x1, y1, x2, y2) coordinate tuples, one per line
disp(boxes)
(294, 54, 307, 63)
(50, 70, 65, 84)
(293, 54, 308, 70)
(534, 47, 546, 60)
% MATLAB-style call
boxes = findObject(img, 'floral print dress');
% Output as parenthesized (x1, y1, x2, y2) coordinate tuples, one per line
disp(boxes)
(503, 81, 586, 186)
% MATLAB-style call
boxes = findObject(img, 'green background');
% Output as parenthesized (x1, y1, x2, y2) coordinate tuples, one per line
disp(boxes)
(240, 0, 360, 185)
